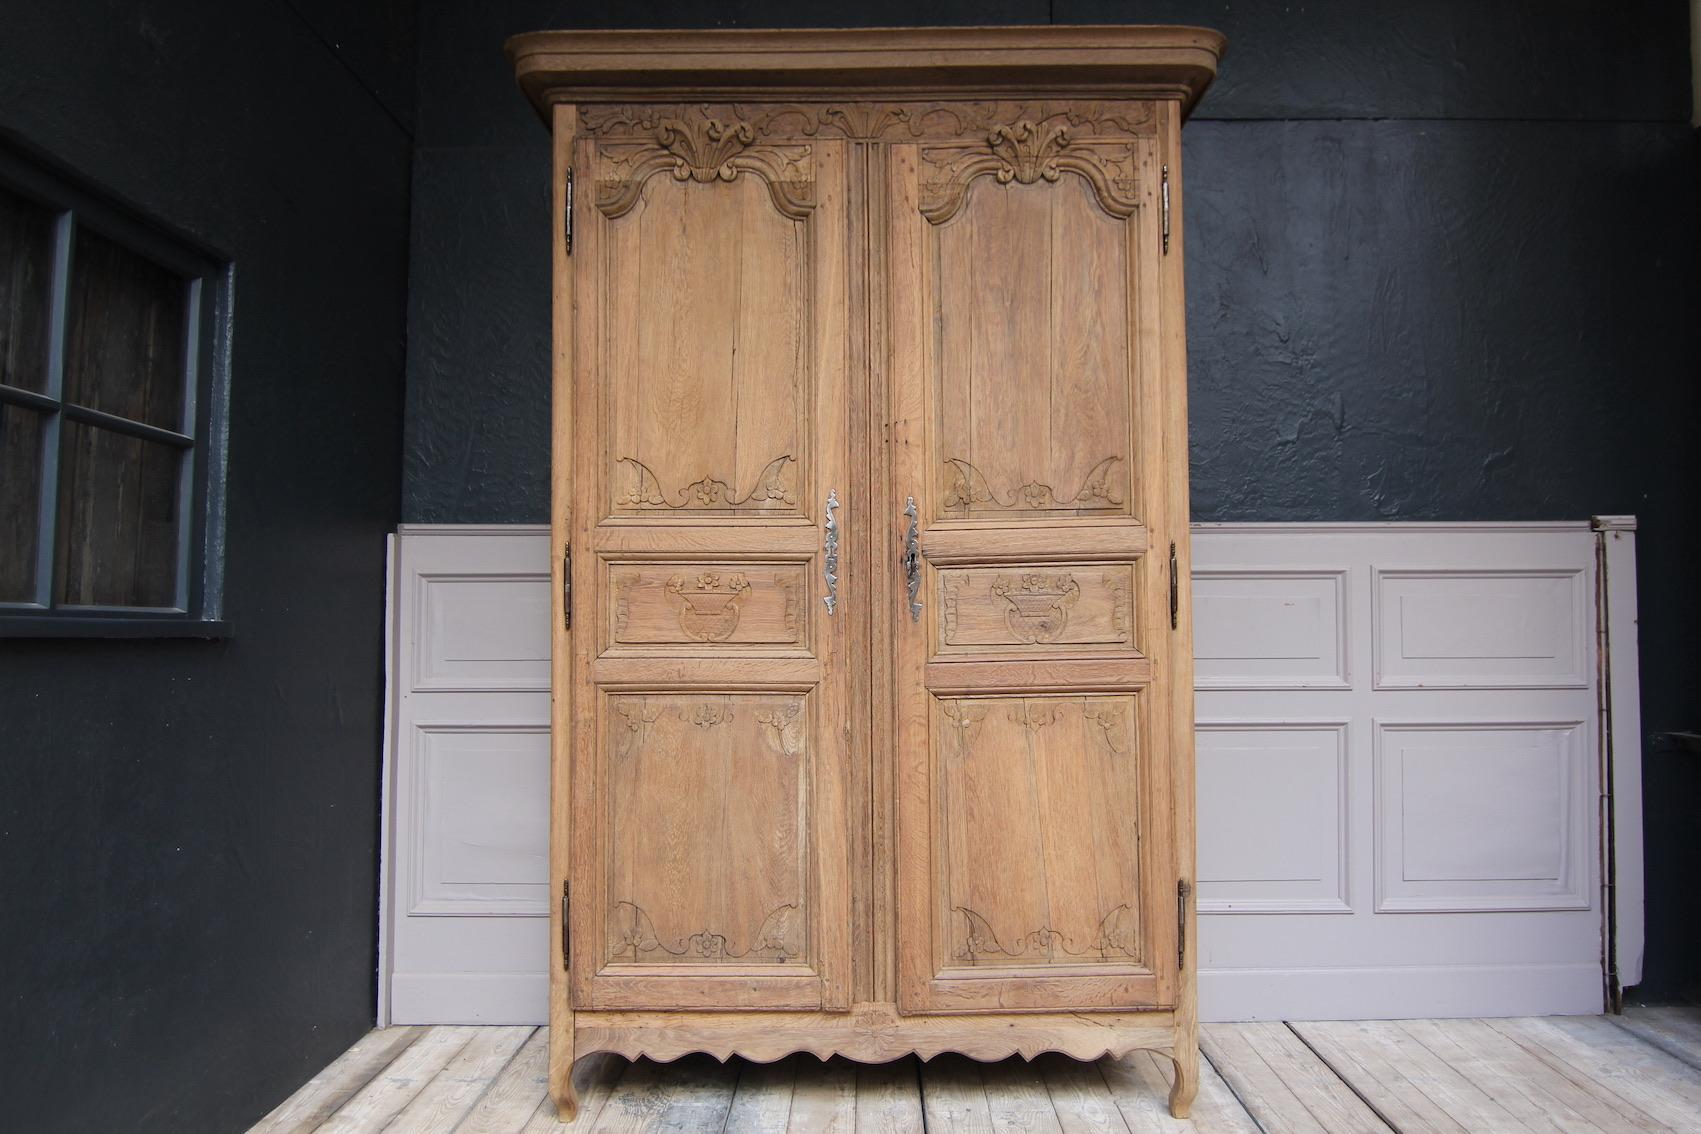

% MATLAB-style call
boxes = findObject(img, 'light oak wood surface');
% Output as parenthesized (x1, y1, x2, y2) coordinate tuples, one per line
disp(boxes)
(523, 25, 1218, 1124)
(250, 1012, 1701, 1134)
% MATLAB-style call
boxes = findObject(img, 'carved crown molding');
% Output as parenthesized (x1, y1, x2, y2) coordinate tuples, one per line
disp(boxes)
(580, 100, 1155, 142)
(589, 109, 815, 220)
(919, 121, 1140, 224)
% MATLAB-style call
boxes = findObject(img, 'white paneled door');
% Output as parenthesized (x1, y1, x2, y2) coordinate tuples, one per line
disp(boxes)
(381, 522, 1640, 1024)
(382, 527, 553, 1024)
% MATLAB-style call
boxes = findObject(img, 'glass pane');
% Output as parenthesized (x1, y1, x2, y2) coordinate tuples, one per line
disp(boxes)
(0, 402, 44, 601)
(54, 420, 181, 608)
(0, 183, 55, 392)
(64, 225, 187, 431)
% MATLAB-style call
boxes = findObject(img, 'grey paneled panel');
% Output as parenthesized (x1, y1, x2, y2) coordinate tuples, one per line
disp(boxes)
(1376, 721, 1589, 912)
(1374, 569, 1587, 689)
(1197, 721, 1349, 913)
(414, 572, 551, 691)
(411, 725, 550, 915)
(1193, 570, 1348, 689)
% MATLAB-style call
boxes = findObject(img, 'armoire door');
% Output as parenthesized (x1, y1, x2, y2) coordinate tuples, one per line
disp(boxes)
(566, 117, 854, 1012)
(884, 113, 1181, 1013)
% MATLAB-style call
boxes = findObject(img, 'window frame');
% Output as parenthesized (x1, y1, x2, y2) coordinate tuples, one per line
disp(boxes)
(0, 144, 230, 638)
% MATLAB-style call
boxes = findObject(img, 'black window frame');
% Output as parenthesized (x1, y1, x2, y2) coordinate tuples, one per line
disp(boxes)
(0, 142, 230, 638)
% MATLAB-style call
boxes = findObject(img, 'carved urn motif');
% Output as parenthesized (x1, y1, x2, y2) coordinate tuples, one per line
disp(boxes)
(666, 572, 752, 642)
(990, 573, 1082, 644)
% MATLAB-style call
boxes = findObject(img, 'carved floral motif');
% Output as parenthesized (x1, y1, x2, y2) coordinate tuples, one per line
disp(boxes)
(617, 454, 797, 511)
(755, 700, 807, 759)
(952, 904, 1137, 962)
(1083, 701, 1132, 757)
(918, 121, 1141, 224)
(609, 900, 802, 964)
(943, 456, 1124, 513)
(590, 109, 815, 220)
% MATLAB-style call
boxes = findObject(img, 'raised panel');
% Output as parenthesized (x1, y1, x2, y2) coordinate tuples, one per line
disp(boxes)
(412, 726, 549, 915)
(605, 561, 807, 653)
(931, 173, 1137, 522)
(604, 692, 811, 966)
(1376, 721, 1589, 912)
(933, 694, 1142, 970)
(937, 565, 1135, 655)
(1193, 569, 1348, 690)
(1196, 721, 1349, 913)
(601, 168, 809, 519)
(1374, 569, 1587, 688)
(414, 573, 551, 691)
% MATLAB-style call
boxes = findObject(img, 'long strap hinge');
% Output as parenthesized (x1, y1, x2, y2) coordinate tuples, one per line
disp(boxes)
(1156, 164, 1170, 255)
(563, 166, 574, 255)
(561, 881, 571, 970)
(1177, 879, 1192, 968)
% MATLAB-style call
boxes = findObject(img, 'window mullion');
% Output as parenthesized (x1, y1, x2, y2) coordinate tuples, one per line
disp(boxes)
(33, 209, 72, 609)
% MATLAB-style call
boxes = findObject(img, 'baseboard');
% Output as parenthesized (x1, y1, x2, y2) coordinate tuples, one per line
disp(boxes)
(389, 972, 548, 1025)
(1201, 963, 1603, 1021)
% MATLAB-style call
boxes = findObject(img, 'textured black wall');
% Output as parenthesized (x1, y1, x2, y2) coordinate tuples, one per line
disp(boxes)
(0, 2, 414, 1131)
(404, 1, 1700, 1002)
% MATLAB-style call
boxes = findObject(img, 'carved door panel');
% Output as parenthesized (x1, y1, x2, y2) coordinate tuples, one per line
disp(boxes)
(568, 114, 852, 1012)
(886, 112, 1180, 1012)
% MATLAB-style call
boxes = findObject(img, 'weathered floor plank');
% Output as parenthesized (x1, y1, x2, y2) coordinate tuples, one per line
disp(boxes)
(1492, 1015, 1701, 1133)
(456, 1027, 551, 1134)
(1613, 1006, 1701, 1074)
(786, 1056, 858, 1133)
(247, 1026, 427, 1134)
(919, 1054, 996, 1134)
(315, 1026, 479, 1134)
(249, 1014, 1701, 1134)
(1202, 1022, 1392, 1134)
(853, 1057, 925, 1134)
(587, 1053, 739, 1133)
(1099, 1048, 1259, 1134)
(519, 1051, 627, 1133)
(723, 1056, 799, 1132)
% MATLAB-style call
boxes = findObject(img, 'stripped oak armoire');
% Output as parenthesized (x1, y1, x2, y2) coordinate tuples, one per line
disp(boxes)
(506, 25, 1222, 1121)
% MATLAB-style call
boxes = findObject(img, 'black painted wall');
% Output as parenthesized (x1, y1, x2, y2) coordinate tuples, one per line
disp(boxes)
(0, 2, 414, 1131)
(405, 1, 1700, 1002)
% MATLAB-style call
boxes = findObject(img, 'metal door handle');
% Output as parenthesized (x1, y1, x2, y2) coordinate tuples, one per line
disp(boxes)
(903, 497, 922, 622)
(823, 489, 840, 614)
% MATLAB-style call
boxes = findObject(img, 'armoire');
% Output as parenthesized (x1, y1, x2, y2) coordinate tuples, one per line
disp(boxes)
(507, 25, 1222, 1121)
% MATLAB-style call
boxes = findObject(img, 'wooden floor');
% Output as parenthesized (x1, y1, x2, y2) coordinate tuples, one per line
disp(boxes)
(249, 1008, 1701, 1133)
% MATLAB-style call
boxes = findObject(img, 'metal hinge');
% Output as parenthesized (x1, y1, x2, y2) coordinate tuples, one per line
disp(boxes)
(1161, 164, 1171, 255)
(1168, 541, 1178, 630)
(562, 546, 572, 631)
(563, 166, 574, 255)
(1177, 879, 1192, 968)
(568, 884, 581, 972)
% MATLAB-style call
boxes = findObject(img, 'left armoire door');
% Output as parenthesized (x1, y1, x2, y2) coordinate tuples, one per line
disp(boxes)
(564, 119, 854, 1012)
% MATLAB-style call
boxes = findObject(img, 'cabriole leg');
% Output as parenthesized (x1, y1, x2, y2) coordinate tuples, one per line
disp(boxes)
(1168, 1037, 1199, 1119)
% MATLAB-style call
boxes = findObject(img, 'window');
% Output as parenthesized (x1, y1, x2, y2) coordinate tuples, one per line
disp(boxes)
(0, 145, 228, 635)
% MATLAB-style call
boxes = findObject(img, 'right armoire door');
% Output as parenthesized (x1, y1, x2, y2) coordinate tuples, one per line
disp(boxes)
(884, 108, 1187, 1014)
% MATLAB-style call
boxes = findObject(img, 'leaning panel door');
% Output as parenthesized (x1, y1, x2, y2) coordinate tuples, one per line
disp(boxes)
(568, 113, 852, 1012)
(887, 111, 1179, 1012)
